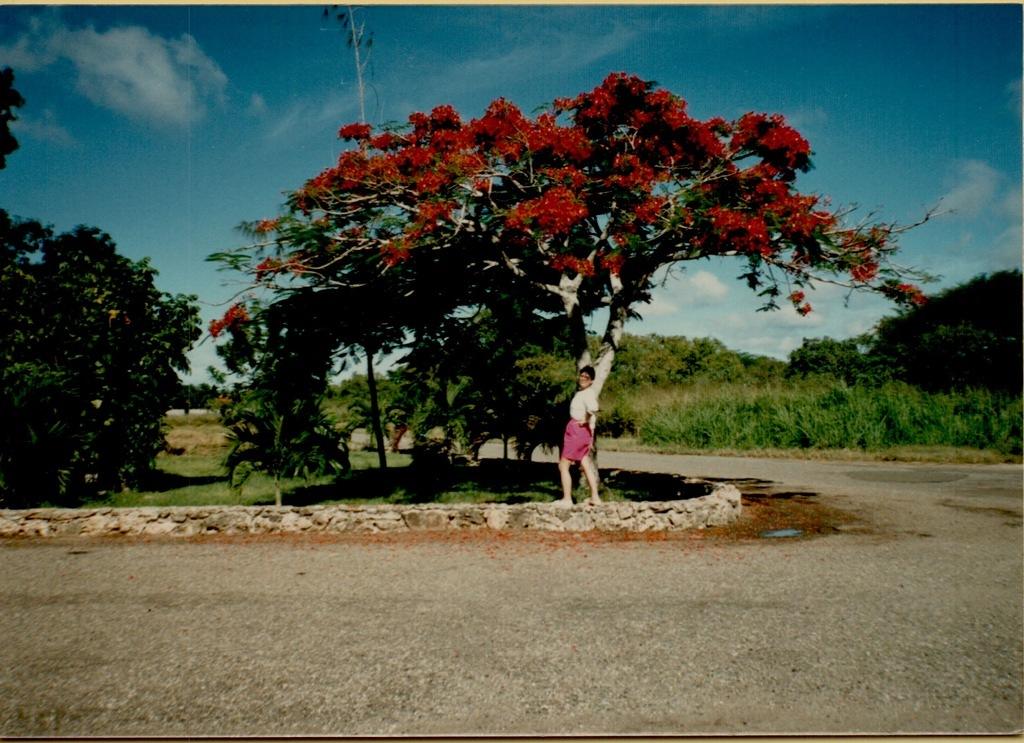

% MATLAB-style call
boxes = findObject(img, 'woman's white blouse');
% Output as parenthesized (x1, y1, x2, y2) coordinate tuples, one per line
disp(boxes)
(569, 387, 599, 423)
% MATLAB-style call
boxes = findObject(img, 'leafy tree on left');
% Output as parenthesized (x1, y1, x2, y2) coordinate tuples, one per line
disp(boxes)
(0, 210, 201, 507)
(0, 67, 25, 170)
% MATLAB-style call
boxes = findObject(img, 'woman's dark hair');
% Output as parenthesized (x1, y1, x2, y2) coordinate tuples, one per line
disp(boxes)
(579, 365, 596, 380)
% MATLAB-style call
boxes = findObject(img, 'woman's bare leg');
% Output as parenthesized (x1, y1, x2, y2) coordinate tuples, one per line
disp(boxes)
(581, 454, 601, 504)
(557, 458, 575, 505)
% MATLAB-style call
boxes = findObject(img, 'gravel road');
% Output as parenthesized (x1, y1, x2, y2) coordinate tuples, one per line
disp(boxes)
(1, 452, 1020, 736)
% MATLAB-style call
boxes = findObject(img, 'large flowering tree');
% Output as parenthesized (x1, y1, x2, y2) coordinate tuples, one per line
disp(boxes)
(213, 73, 928, 402)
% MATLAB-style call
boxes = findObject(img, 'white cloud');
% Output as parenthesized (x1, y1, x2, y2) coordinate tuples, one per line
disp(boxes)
(997, 183, 1022, 222)
(393, 21, 640, 115)
(247, 92, 268, 117)
(733, 304, 826, 330)
(927, 161, 1022, 274)
(1, 15, 227, 127)
(787, 106, 828, 133)
(263, 89, 358, 144)
(996, 184, 1023, 265)
(993, 221, 1023, 269)
(11, 109, 75, 146)
(0, 12, 64, 71)
(687, 270, 729, 301)
(1008, 78, 1022, 119)
(69, 26, 226, 125)
(940, 160, 1002, 219)
(675, 272, 733, 304)
(639, 295, 680, 318)
(652, 268, 729, 309)
(463, 26, 636, 90)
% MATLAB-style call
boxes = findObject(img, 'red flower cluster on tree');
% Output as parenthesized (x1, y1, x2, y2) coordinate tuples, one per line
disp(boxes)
(370, 132, 401, 150)
(598, 251, 626, 275)
(255, 257, 283, 281)
(338, 122, 372, 141)
(471, 98, 528, 152)
(395, 146, 434, 173)
(745, 171, 834, 245)
(417, 200, 456, 225)
(894, 283, 928, 306)
(633, 195, 667, 224)
(380, 238, 411, 267)
(608, 154, 658, 190)
(550, 254, 595, 277)
(209, 303, 250, 338)
(555, 72, 649, 128)
(409, 105, 462, 143)
(541, 166, 588, 190)
(731, 113, 811, 176)
(506, 187, 589, 235)
(849, 260, 880, 283)
(788, 290, 812, 315)
(416, 171, 449, 195)
(708, 207, 772, 257)
(524, 113, 592, 163)
(254, 218, 280, 235)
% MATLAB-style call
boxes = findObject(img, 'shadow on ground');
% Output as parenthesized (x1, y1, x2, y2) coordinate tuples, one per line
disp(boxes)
(137, 470, 224, 491)
(139, 457, 861, 541)
(281, 458, 728, 507)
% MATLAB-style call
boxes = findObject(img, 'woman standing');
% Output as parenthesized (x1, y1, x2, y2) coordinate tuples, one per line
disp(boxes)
(556, 365, 601, 506)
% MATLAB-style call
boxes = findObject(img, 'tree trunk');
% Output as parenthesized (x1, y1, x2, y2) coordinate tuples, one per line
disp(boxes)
(591, 294, 629, 398)
(274, 474, 282, 508)
(365, 348, 388, 470)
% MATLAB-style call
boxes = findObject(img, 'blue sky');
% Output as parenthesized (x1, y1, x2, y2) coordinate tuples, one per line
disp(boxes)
(2, 4, 1021, 382)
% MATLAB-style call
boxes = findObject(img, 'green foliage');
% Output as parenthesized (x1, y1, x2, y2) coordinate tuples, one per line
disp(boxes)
(786, 271, 1022, 393)
(329, 331, 789, 448)
(214, 295, 353, 506)
(737, 352, 788, 383)
(395, 295, 576, 460)
(870, 270, 1022, 392)
(601, 333, 768, 393)
(0, 210, 201, 507)
(329, 373, 404, 437)
(511, 351, 578, 444)
(223, 389, 349, 507)
(593, 333, 784, 436)
(0, 67, 24, 170)
(786, 336, 887, 386)
(640, 381, 1021, 455)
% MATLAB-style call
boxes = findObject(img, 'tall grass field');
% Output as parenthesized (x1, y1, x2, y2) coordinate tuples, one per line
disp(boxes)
(632, 381, 1022, 456)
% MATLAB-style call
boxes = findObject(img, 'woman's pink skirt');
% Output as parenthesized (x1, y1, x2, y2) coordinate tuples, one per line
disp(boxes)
(561, 419, 593, 461)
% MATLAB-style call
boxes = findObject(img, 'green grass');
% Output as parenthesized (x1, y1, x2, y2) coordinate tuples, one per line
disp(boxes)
(80, 449, 412, 509)
(633, 381, 1022, 459)
(83, 446, 659, 509)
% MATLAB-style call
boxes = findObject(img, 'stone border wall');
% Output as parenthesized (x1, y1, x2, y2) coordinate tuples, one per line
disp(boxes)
(0, 484, 740, 538)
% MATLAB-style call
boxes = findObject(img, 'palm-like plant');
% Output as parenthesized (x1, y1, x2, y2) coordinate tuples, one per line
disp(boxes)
(224, 390, 349, 507)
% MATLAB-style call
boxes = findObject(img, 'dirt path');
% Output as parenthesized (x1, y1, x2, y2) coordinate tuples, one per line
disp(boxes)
(1, 453, 1020, 736)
